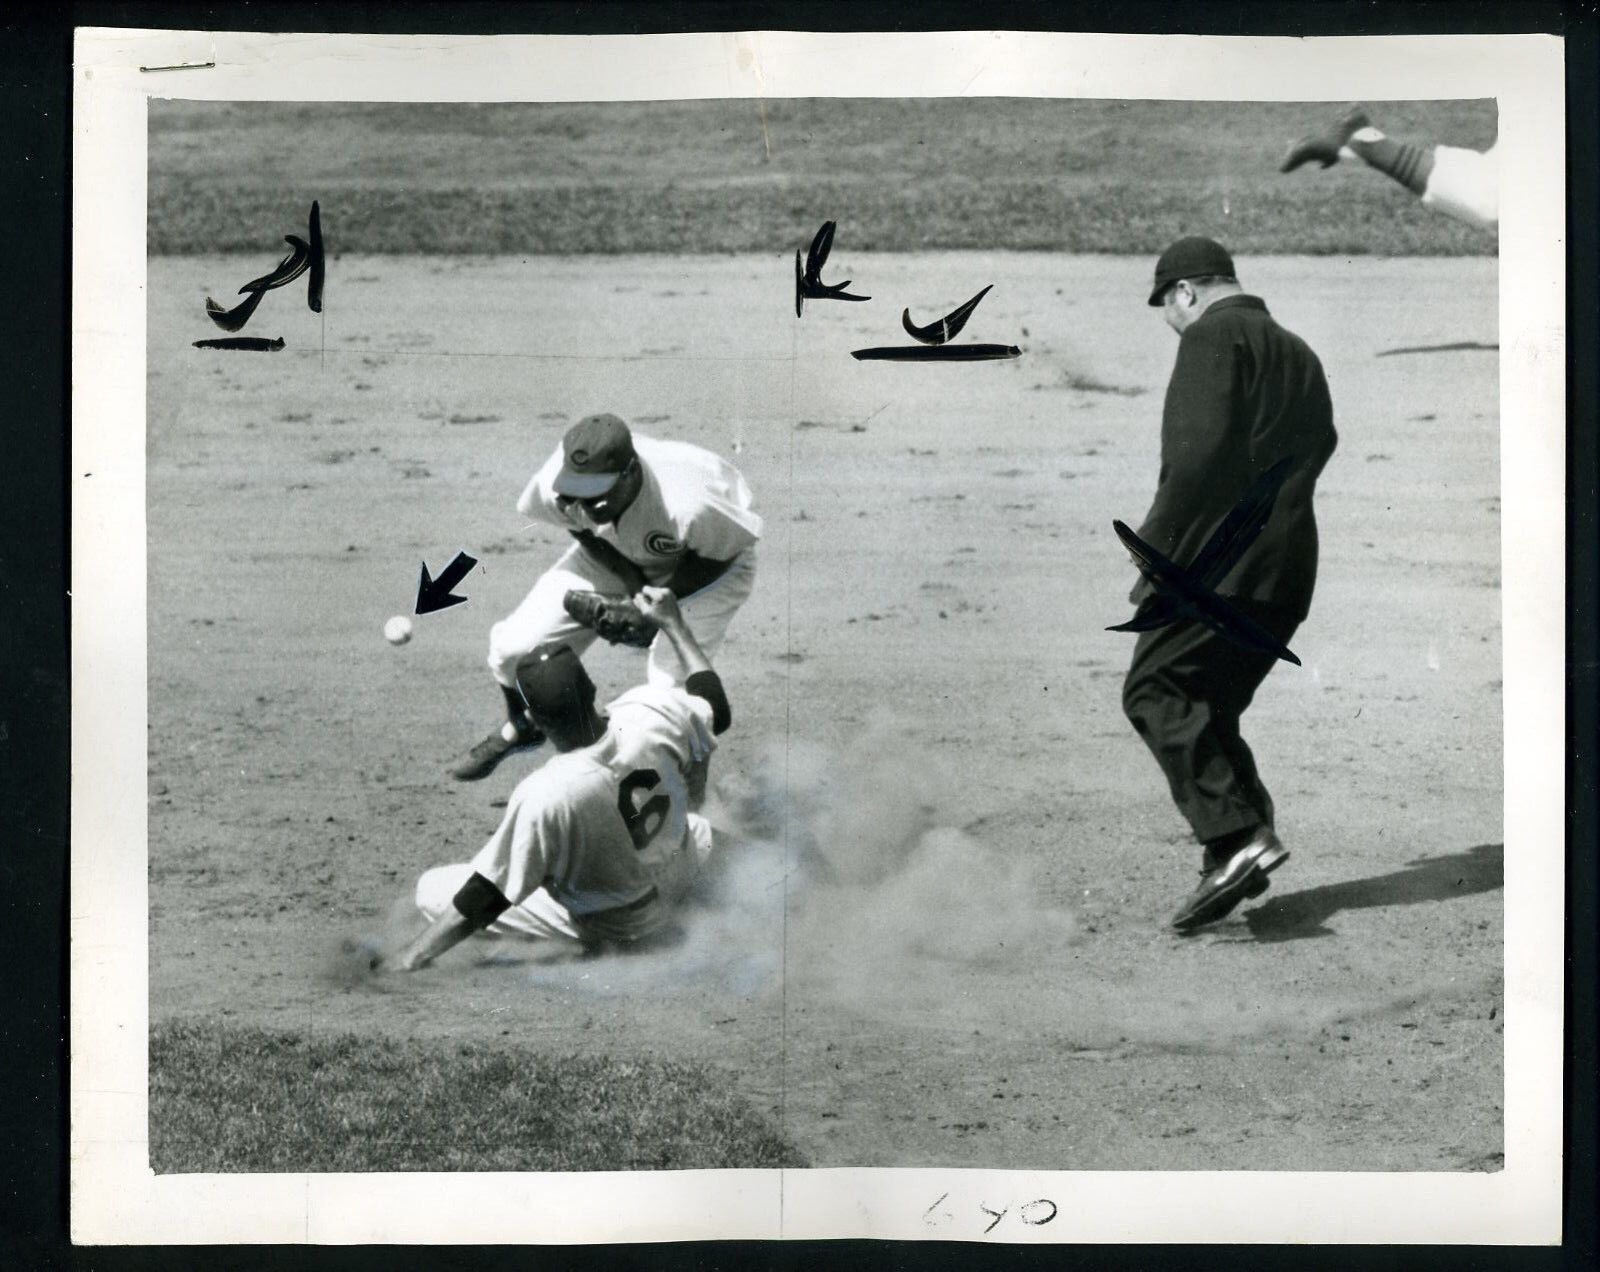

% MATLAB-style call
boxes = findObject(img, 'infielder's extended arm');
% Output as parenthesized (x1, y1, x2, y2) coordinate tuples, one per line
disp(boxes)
(636, 586, 710, 675)
(636, 586, 732, 734)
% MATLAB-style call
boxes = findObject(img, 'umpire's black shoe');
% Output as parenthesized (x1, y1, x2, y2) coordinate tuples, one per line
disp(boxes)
(1280, 106, 1372, 172)
(450, 724, 545, 782)
(1170, 829, 1290, 933)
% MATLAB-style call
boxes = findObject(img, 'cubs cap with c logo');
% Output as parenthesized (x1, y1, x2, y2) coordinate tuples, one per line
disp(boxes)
(553, 413, 637, 497)
(1148, 236, 1237, 306)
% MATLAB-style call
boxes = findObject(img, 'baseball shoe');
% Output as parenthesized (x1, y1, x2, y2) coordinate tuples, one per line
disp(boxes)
(449, 724, 545, 782)
(1280, 106, 1372, 172)
(1170, 828, 1290, 933)
(1200, 838, 1274, 900)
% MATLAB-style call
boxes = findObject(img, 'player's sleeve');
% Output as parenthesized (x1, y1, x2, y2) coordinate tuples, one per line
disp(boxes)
(464, 770, 565, 905)
(684, 670, 731, 735)
(1137, 321, 1240, 555)
(678, 495, 763, 562)
(516, 444, 573, 525)
(614, 684, 722, 754)
(450, 871, 512, 929)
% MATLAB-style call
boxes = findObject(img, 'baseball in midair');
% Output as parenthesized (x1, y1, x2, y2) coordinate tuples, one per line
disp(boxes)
(384, 615, 414, 646)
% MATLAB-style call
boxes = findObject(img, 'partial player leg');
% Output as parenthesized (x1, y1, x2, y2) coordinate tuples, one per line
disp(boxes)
(1122, 604, 1298, 928)
(1279, 105, 1373, 172)
(1344, 123, 1435, 198)
(485, 543, 622, 689)
(1281, 107, 1436, 197)
(1216, 715, 1276, 831)
(1122, 600, 1297, 842)
(645, 550, 757, 687)
(452, 542, 622, 781)
(1280, 106, 1497, 232)
(1122, 623, 1273, 846)
(1419, 142, 1498, 230)
(450, 768, 589, 939)
(414, 863, 584, 942)
(651, 811, 716, 908)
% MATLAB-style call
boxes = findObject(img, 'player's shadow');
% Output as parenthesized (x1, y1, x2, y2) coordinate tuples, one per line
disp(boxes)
(1241, 841, 1502, 943)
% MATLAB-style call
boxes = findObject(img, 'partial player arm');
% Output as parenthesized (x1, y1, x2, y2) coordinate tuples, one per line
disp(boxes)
(394, 774, 563, 971)
(663, 549, 735, 598)
(635, 586, 732, 733)
(568, 528, 649, 593)
(516, 447, 570, 523)
(394, 872, 511, 971)
(684, 753, 710, 808)
(666, 498, 759, 599)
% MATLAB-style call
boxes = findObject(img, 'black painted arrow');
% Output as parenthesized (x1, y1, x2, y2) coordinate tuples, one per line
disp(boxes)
(795, 220, 871, 316)
(307, 201, 325, 313)
(902, 284, 993, 345)
(238, 236, 311, 294)
(415, 551, 478, 615)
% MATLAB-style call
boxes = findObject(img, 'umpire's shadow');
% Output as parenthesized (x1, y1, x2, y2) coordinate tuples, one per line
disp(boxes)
(1241, 842, 1502, 943)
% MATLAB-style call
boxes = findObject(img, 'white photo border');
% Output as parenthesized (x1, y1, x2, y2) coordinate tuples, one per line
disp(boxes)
(71, 26, 1566, 1246)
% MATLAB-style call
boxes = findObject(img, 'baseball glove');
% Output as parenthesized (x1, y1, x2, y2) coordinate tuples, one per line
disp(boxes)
(563, 589, 659, 648)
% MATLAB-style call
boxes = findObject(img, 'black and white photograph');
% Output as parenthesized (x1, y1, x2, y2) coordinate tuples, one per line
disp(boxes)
(70, 28, 1566, 1245)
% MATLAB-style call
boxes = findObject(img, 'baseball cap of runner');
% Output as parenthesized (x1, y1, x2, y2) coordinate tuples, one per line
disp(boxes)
(553, 413, 637, 498)
(515, 645, 596, 728)
(1148, 236, 1236, 306)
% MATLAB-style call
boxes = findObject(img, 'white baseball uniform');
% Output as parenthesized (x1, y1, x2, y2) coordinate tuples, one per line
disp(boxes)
(416, 682, 719, 945)
(487, 435, 762, 688)
(1421, 139, 1498, 231)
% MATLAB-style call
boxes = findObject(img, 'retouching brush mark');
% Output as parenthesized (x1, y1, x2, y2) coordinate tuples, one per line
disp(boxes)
(202, 202, 326, 334)
(794, 220, 871, 317)
(850, 344, 1021, 362)
(902, 284, 993, 346)
(1106, 456, 1302, 665)
(307, 201, 324, 313)
(237, 237, 311, 294)
(204, 288, 269, 333)
(192, 337, 286, 352)
(852, 282, 1020, 361)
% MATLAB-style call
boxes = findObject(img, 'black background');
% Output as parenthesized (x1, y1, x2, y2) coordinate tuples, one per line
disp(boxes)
(2, 1, 1593, 1269)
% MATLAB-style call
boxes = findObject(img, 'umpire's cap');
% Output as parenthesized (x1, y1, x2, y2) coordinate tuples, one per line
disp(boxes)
(553, 414, 637, 498)
(515, 645, 597, 729)
(1148, 236, 1236, 305)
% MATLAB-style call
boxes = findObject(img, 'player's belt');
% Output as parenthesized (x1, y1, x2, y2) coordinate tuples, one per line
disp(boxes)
(585, 886, 659, 918)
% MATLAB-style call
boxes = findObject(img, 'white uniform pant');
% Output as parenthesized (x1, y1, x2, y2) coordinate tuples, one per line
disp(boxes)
(487, 544, 756, 689)
(414, 813, 714, 943)
(1422, 141, 1498, 231)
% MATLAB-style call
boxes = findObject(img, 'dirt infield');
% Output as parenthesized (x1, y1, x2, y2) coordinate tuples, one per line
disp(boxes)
(147, 251, 1501, 1170)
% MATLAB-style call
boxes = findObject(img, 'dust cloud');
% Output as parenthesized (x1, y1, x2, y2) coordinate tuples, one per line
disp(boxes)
(511, 721, 1081, 1003)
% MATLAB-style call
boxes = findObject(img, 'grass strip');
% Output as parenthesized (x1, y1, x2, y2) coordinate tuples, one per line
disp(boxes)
(150, 1018, 805, 1173)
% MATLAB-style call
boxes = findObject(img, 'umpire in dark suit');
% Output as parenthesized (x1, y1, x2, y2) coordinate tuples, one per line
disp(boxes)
(1124, 236, 1338, 932)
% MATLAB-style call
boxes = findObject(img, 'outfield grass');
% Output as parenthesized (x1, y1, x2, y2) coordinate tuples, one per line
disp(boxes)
(149, 1019, 806, 1173)
(148, 98, 1497, 255)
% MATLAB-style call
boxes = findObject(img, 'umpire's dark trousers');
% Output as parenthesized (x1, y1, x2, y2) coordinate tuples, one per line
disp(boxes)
(1121, 600, 1300, 846)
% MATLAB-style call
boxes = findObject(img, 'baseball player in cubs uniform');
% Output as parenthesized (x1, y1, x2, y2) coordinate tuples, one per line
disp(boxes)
(398, 588, 732, 968)
(1281, 106, 1498, 231)
(451, 412, 761, 782)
